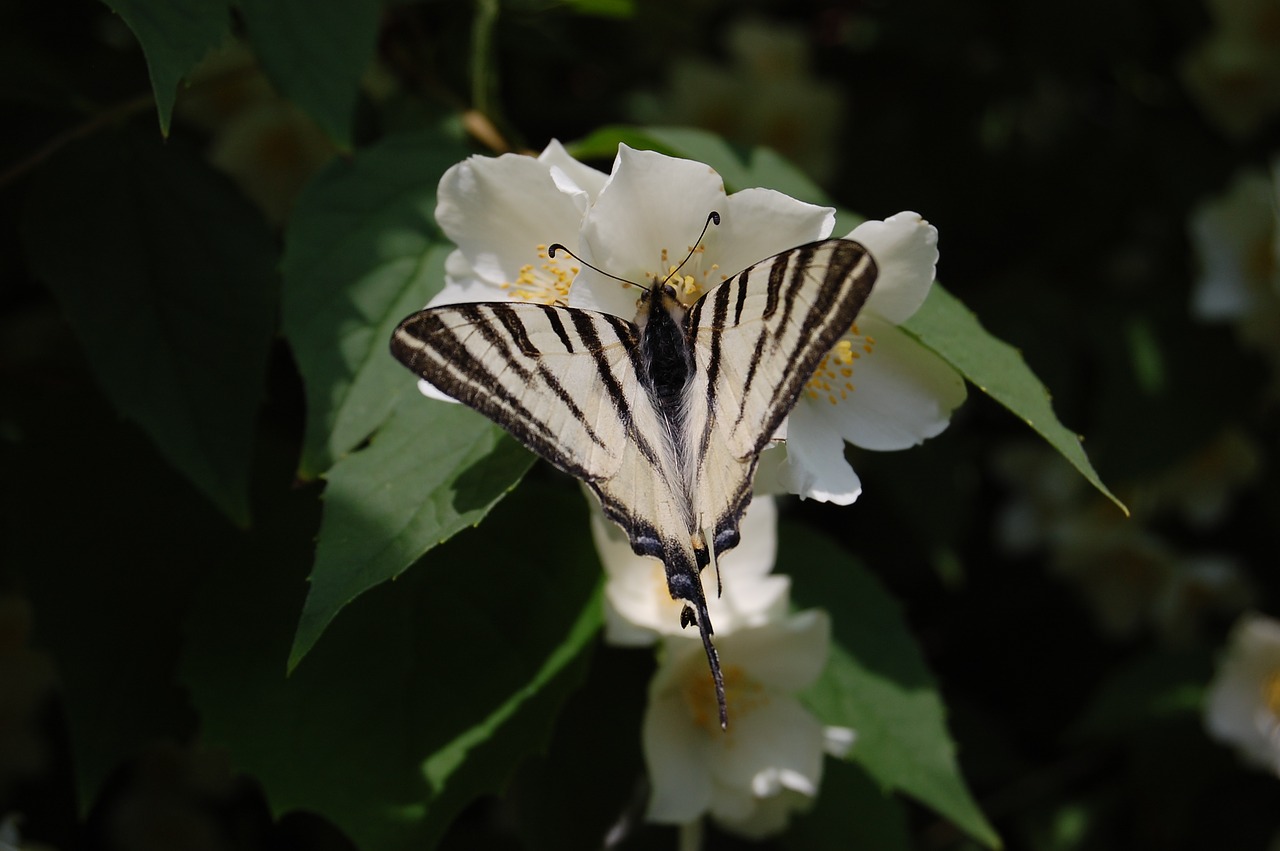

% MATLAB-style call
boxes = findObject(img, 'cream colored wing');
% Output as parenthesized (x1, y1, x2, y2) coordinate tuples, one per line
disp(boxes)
(392, 301, 663, 485)
(684, 238, 878, 552)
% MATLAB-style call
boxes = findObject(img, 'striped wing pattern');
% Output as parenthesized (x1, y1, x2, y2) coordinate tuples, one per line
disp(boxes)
(390, 302, 672, 488)
(684, 239, 877, 553)
(390, 237, 878, 728)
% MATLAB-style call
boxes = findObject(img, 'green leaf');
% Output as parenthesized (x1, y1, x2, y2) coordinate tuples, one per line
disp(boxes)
(182, 481, 602, 850)
(289, 396, 536, 668)
(782, 523, 1001, 850)
(21, 131, 278, 525)
(785, 760, 911, 851)
(101, 0, 232, 135)
(281, 130, 468, 477)
(902, 284, 1126, 514)
(508, 646, 653, 851)
(239, 0, 380, 149)
(419, 584, 604, 849)
(564, 0, 635, 18)
(1, 381, 219, 813)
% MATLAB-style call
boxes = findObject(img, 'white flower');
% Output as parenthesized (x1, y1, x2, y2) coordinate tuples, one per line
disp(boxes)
(420, 142, 963, 501)
(1190, 163, 1280, 393)
(774, 212, 967, 503)
(563, 144, 834, 318)
(642, 609, 851, 838)
(1190, 165, 1279, 322)
(430, 139, 601, 308)
(1205, 613, 1280, 774)
(593, 495, 786, 645)
(176, 43, 336, 226)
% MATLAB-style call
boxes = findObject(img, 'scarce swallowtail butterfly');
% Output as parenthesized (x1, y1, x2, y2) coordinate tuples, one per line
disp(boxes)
(390, 214, 877, 729)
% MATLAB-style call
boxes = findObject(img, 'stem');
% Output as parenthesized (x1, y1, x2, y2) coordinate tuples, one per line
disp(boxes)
(470, 0, 500, 121)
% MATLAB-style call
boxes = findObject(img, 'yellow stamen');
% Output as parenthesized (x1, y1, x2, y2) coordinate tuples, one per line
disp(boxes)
(804, 324, 877, 405)
(499, 243, 575, 303)
(1262, 670, 1280, 718)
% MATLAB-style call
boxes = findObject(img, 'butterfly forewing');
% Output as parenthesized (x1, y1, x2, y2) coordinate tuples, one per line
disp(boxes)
(393, 302, 658, 484)
(683, 239, 877, 549)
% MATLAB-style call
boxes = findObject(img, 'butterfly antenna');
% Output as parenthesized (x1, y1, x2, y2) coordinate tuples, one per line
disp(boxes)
(547, 244, 641, 288)
(660, 211, 721, 287)
(549, 211, 720, 290)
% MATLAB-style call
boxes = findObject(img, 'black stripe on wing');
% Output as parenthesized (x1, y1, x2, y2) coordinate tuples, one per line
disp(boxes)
(689, 238, 878, 457)
(391, 302, 645, 483)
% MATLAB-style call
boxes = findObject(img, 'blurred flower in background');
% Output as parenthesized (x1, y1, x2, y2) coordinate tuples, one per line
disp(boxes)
(176, 43, 338, 226)
(1189, 161, 1280, 395)
(1182, 0, 1280, 138)
(993, 432, 1257, 643)
(630, 17, 845, 182)
(1205, 613, 1280, 774)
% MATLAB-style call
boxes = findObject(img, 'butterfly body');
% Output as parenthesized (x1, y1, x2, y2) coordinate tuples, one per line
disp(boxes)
(391, 237, 878, 727)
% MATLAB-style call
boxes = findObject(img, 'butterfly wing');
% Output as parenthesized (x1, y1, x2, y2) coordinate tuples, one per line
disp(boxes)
(392, 301, 664, 484)
(393, 299, 709, 660)
(684, 238, 878, 551)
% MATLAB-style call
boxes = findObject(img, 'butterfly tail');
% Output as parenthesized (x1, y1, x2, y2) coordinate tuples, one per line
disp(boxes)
(668, 545, 728, 730)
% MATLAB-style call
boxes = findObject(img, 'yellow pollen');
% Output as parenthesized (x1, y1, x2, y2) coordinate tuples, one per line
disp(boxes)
(804, 328, 876, 405)
(1263, 670, 1280, 718)
(682, 663, 764, 733)
(499, 243, 576, 304)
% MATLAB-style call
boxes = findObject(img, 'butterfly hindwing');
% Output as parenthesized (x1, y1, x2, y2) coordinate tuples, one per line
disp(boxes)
(683, 239, 877, 548)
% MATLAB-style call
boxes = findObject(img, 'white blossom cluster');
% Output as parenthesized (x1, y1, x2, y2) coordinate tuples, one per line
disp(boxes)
(418, 142, 960, 838)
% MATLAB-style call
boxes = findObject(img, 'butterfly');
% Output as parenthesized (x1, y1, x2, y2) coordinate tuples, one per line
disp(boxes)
(391, 216, 877, 728)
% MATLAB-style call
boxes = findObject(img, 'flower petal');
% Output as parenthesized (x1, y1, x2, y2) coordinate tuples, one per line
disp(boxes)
(823, 725, 856, 758)
(417, 377, 459, 404)
(711, 187, 835, 282)
(813, 315, 966, 451)
(538, 138, 609, 201)
(707, 694, 826, 816)
(1205, 613, 1280, 773)
(846, 211, 939, 325)
(427, 256, 514, 306)
(713, 788, 814, 839)
(643, 688, 715, 823)
(776, 407, 863, 504)
(571, 145, 729, 317)
(724, 609, 831, 692)
(436, 152, 585, 288)
(1190, 168, 1276, 321)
